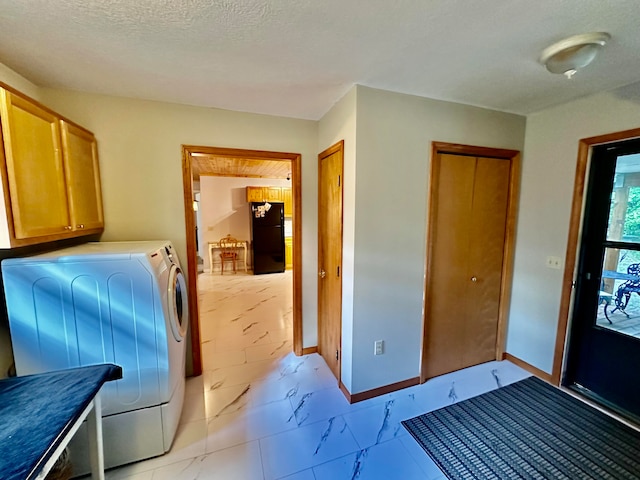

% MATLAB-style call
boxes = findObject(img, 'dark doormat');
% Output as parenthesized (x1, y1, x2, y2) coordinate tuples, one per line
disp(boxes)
(402, 376, 640, 479)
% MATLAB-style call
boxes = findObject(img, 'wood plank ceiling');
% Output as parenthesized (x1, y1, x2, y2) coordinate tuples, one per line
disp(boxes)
(191, 154, 291, 180)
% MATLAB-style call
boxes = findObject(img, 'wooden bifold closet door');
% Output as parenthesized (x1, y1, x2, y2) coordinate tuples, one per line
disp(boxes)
(423, 151, 512, 379)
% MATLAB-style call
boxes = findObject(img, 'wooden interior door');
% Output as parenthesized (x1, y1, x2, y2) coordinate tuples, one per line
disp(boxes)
(423, 149, 513, 380)
(318, 141, 344, 381)
(465, 157, 511, 366)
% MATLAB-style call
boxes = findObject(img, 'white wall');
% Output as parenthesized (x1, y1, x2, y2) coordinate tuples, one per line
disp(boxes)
(349, 86, 526, 394)
(0, 63, 42, 100)
(36, 88, 319, 351)
(199, 176, 290, 269)
(507, 82, 640, 374)
(318, 86, 358, 390)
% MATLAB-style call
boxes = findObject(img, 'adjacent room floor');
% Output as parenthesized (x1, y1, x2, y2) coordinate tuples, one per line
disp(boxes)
(104, 271, 530, 480)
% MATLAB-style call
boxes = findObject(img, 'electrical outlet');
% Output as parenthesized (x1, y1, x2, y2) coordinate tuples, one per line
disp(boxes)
(374, 340, 384, 355)
(545, 256, 562, 269)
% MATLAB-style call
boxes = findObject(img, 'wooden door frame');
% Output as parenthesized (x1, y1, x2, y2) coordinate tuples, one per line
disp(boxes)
(317, 140, 344, 382)
(552, 127, 640, 386)
(181, 145, 303, 376)
(420, 142, 521, 384)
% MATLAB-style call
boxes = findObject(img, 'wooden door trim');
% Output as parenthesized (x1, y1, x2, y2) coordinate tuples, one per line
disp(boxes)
(317, 140, 344, 382)
(181, 148, 201, 375)
(421, 141, 520, 384)
(182, 145, 303, 377)
(553, 127, 640, 386)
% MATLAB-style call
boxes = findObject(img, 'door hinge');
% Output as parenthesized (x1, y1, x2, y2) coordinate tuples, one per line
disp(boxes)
(336, 349, 339, 361)
(338, 175, 341, 187)
(336, 265, 340, 277)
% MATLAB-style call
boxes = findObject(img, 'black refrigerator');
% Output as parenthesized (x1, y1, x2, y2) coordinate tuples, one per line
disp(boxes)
(250, 201, 285, 274)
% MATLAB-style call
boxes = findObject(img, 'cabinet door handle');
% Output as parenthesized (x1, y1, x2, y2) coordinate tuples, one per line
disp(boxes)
(77, 224, 85, 229)
(64, 225, 72, 230)
(471, 276, 478, 282)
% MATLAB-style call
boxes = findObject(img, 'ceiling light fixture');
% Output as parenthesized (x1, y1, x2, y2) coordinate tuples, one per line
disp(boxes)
(539, 32, 610, 79)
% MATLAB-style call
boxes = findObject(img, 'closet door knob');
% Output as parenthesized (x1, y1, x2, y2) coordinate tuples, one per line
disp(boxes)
(471, 276, 477, 282)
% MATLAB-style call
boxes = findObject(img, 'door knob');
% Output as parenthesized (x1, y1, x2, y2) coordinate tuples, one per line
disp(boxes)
(471, 276, 477, 282)
(319, 269, 326, 278)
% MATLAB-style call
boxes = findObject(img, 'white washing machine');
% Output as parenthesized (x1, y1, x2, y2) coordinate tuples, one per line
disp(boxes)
(1, 241, 189, 472)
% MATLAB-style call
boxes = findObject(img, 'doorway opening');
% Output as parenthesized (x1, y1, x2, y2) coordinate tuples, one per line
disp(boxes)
(181, 146, 302, 376)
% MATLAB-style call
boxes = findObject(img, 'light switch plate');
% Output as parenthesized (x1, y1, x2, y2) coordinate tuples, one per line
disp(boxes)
(374, 340, 384, 355)
(546, 256, 562, 269)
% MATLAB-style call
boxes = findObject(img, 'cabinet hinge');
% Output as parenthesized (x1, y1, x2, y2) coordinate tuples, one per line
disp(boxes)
(336, 349, 339, 361)
(336, 265, 340, 277)
(338, 175, 341, 187)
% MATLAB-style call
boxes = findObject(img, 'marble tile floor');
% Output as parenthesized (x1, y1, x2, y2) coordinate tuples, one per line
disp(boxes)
(103, 271, 531, 480)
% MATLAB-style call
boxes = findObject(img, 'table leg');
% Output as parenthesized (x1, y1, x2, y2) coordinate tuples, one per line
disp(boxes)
(87, 393, 105, 480)
(243, 243, 248, 272)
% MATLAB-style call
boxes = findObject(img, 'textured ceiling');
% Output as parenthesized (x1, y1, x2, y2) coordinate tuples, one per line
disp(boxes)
(0, 0, 639, 120)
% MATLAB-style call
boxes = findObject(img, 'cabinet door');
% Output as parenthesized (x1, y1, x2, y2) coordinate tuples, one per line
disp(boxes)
(60, 121, 104, 231)
(285, 237, 293, 269)
(246, 187, 265, 202)
(282, 187, 292, 217)
(264, 187, 282, 202)
(0, 90, 70, 239)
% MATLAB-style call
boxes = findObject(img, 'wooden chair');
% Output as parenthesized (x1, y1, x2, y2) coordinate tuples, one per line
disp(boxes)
(219, 235, 239, 274)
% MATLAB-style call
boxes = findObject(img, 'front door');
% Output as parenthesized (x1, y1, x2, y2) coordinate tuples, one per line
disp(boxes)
(566, 137, 640, 420)
(317, 141, 344, 381)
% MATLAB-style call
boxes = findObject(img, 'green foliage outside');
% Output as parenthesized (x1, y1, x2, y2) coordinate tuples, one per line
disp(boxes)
(609, 187, 640, 269)
(623, 188, 640, 238)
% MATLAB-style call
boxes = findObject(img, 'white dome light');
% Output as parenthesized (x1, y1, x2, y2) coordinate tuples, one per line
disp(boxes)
(539, 32, 611, 79)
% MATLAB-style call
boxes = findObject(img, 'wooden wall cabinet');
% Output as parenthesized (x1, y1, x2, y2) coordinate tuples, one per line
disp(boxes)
(0, 85, 104, 247)
(246, 186, 292, 217)
(282, 187, 292, 217)
(61, 121, 104, 232)
(284, 237, 293, 270)
(264, 187, 282, 202)
(246, 186, 266, 203)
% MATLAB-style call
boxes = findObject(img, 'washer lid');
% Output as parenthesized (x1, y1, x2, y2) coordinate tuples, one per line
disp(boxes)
(168, 265, 188, 341)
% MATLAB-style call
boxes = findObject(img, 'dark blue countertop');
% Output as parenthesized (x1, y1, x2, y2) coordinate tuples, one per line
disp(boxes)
(0, 364, 122, 480)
